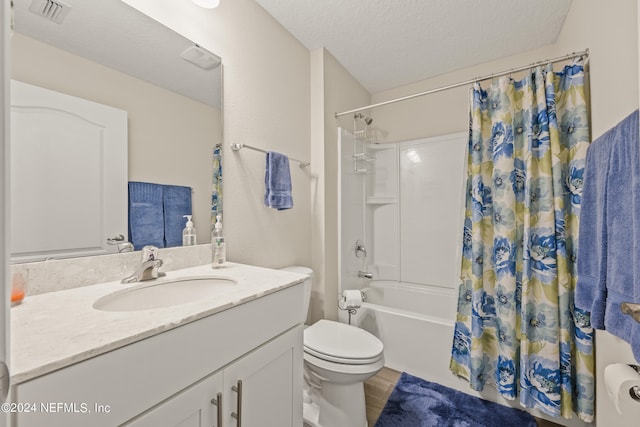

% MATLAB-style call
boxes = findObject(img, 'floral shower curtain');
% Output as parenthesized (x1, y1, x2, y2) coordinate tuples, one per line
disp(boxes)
(449, 61, 594, 422)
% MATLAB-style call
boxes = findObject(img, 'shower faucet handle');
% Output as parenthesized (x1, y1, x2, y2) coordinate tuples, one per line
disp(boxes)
(355, 240, 367, 258)
(358, 271, 373, 279)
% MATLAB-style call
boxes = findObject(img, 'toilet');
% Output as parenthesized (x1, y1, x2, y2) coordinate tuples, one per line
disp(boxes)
(280, 266, 384, 427)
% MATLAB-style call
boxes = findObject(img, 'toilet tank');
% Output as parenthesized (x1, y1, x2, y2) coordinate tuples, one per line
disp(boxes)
(279, 266, 313, 320)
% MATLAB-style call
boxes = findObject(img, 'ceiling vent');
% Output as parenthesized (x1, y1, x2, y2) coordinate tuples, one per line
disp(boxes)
(28, 0, 72, 24)
(180, 45, 221, 71)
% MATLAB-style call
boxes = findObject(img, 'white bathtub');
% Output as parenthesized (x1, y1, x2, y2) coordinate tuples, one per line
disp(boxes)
(349, 280, 587, 427)
(349, 280, 461, 388)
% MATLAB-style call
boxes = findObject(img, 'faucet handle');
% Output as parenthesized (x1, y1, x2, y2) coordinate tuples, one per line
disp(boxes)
(355, 240, 367, 258)
(141, 245, 159, 261)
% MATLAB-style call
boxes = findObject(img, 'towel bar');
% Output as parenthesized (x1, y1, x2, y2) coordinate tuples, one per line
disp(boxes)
(230, 143, 310, 168)
(621, 302, 640, 323)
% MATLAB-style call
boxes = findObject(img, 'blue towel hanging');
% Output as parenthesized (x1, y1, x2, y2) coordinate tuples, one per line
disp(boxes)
(163, 185, 192, 247)
(575, 109, 640, 360)
(128, 182, 165, 250)
(264, 151, 293, 210)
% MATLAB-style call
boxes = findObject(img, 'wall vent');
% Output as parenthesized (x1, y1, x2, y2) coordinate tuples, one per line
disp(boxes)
(28, 0, 72, 24)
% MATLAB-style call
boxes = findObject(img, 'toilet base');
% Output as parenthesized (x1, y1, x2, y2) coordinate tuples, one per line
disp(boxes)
(304, 376, 369, 427)
(320, 380, 368, 427)
(302, 400, 320, 427)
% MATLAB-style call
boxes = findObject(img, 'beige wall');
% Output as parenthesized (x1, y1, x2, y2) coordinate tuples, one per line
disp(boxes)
(123, 0, 311, 268)
(10, 33, 221, 244)
(366, 0, 638, 424)
(310, 48, 370, 323)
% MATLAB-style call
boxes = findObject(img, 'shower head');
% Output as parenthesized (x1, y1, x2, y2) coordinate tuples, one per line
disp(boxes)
(354, 113, 373, 125)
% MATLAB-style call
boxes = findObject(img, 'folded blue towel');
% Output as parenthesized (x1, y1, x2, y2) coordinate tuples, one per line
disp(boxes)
(576, 109, 640, 361)
(128, 182, 165, 250)
(264, 151, 293, 210)
(163, 185, 192, 247)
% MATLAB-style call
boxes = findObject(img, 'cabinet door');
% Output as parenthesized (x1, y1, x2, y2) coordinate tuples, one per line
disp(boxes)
(224, 326, 303, 427)
(123, 371, 223, 427)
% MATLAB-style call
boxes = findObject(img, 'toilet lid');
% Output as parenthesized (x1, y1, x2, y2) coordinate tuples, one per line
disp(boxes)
(304, 320, 383, 362)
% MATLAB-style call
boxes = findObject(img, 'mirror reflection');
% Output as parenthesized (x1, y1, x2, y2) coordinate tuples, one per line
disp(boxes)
(10, 0, 223, 262)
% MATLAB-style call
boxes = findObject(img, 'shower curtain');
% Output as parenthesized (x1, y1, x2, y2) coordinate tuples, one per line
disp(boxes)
(450, 61, 594, 422)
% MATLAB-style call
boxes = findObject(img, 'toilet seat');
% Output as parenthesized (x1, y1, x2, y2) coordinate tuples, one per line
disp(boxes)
(303, 350, 385, 377)
(304, 346, 383, 365)
(304, 320, 384, 365)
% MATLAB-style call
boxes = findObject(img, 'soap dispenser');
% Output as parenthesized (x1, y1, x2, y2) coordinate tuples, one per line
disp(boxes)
(182, 215, 197, 246)
(212, 215, 226, 268)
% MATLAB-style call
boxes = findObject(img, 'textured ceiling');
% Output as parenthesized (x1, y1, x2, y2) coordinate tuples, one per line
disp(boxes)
(255, 0, 573, 93)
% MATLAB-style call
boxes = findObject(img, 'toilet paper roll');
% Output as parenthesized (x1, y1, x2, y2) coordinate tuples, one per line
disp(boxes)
(604, 363, 640, 416)
(341, 290, 363, 309)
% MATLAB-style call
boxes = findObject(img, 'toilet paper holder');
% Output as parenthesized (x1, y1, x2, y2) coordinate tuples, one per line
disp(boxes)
(338, 291, 366, 325)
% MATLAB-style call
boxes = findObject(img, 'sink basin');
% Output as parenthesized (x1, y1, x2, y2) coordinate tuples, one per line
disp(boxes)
(93, 276, 237, 312)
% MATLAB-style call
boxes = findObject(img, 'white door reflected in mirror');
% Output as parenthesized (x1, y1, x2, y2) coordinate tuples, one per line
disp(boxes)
(10, 80, 128, 262)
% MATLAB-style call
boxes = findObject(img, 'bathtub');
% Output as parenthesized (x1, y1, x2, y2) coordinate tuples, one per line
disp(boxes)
(349, 280, 586, 427)
(349, 280, 461, 389)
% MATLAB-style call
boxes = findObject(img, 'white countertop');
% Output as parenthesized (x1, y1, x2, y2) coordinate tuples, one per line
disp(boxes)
(10, 262, 306, 384)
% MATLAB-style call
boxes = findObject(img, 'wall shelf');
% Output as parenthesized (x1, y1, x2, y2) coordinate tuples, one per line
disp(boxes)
(353, 153, 376, 162)
(367, 143, 396, 151)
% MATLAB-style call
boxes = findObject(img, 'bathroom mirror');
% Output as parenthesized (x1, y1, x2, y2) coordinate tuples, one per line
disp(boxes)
(10, 0, 222, 262)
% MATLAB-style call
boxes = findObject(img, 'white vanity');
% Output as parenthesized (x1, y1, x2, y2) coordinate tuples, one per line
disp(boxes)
(8, 263, 305, 426)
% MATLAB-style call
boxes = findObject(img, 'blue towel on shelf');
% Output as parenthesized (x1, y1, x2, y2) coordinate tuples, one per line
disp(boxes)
(264, 151, 293, 210)
(128, 182, 165, 250)
(576, 109, 640, 361)
(163, 185, 192, 247)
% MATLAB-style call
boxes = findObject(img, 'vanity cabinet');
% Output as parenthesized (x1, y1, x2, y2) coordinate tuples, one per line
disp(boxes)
(124, 371, 223, 427)
(222, 327, 298, 427)
(125, 327, 300, 427)
(11, 284, 304, 427)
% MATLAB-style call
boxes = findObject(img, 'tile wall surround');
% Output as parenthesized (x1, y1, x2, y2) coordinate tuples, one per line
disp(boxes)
(10, 244, 213, 297)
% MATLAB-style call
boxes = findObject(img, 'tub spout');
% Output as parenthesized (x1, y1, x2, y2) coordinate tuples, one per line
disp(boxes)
(358, 271, 373, 279)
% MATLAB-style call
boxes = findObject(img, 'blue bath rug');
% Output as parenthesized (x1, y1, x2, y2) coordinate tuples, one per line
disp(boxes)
(374, 372, 537, 427)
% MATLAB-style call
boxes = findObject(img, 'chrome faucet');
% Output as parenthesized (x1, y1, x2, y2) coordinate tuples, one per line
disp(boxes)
(121, 245, 165, 284)
(107, 235, 135, 253)
(117, 242, 135, 253)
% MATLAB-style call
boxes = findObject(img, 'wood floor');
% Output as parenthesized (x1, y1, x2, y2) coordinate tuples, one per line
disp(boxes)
(364, 367, 402, 425)
(363, 367, 562, 427)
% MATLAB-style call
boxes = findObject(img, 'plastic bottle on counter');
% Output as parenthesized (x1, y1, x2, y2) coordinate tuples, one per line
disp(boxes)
(182, 215, 197, 246)
(212, 215, 226, 268)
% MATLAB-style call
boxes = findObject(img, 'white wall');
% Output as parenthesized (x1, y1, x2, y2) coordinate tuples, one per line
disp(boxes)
(311, 48, 370, 322)
(123, 0, 311, 268)
(11, 34, 221, 244)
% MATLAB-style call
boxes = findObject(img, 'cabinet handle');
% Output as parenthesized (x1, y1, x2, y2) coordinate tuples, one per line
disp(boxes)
(231, 380, 243, 426)
(211, 392, 223, 427)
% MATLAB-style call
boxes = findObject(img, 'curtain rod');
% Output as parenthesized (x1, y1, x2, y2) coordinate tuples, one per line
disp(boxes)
(230, 143, 310, 168)
(335, 49, 589, 118)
